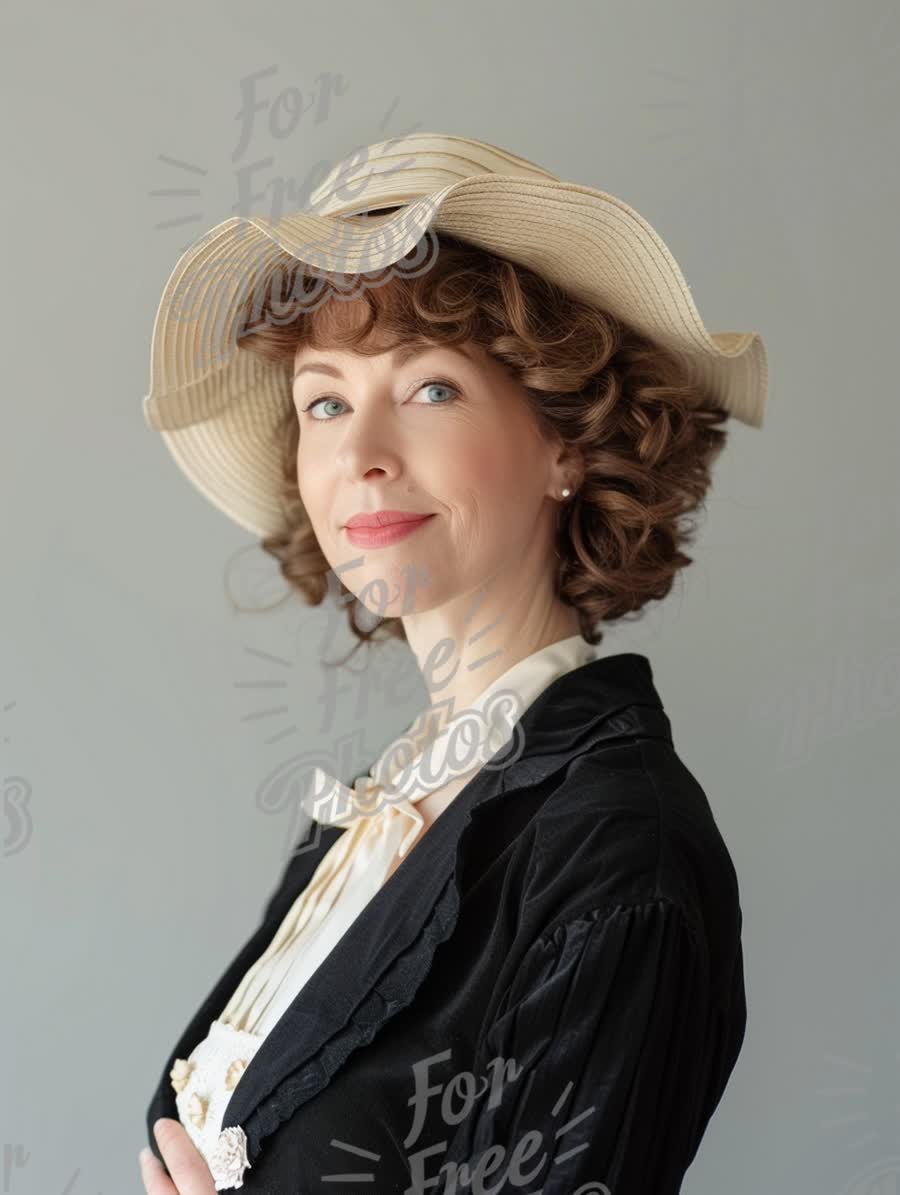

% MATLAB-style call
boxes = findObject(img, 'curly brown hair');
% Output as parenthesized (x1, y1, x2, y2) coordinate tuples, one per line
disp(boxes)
(234, 228, 729, 656)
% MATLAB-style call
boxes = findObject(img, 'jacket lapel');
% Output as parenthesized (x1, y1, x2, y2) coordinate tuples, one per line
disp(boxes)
(149, 651, 673, 1170)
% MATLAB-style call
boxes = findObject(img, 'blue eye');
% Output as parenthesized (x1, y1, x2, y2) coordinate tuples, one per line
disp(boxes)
(305, 397, 345, 420)
(301, 378, 460, 421)
(417, 380, 458, 406)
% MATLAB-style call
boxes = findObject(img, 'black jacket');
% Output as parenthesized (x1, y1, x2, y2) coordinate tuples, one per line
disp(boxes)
(145, 651, 746, 1194)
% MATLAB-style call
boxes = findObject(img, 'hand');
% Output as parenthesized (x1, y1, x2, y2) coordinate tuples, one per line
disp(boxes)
(138, 1118, 217, 1194)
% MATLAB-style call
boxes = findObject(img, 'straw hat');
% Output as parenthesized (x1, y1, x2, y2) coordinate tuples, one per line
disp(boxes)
(142, 131, 768, 538)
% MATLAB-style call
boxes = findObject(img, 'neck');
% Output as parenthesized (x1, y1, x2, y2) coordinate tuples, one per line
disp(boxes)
(403, 595, 583, 729)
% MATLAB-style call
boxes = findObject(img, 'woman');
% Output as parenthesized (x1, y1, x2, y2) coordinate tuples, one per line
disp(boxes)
(139, 132, 767, 1193)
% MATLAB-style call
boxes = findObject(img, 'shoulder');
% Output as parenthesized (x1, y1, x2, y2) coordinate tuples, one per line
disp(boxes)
(520, 730, 743, 992)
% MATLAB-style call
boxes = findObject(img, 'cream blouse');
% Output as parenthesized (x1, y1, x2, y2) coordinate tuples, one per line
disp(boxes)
(170, 632, 597, 1188)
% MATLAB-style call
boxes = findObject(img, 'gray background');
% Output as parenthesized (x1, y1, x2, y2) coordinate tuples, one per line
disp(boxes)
(1, 1, 898, 1191)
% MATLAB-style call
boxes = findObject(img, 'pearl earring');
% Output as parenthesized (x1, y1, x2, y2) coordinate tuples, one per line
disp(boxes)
(561, 487, 571, 499)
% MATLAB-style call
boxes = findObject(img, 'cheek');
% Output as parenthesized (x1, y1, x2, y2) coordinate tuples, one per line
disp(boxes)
(295, 465, 326, 534)
(451, 416, 543, 501)
(295, 439, 320, 499)
(442, 445, 540, 546)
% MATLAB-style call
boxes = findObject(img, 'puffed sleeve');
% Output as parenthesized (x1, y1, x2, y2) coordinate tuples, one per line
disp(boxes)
(429, 897, 742, 1195)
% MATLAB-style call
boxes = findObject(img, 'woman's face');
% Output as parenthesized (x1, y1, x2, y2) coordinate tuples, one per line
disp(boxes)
(292, 313, 571, 622)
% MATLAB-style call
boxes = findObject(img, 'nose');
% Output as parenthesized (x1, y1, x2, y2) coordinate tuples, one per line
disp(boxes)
(333, 397, 406, 483)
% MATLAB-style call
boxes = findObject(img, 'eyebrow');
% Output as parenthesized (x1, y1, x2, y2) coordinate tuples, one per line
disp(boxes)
(292, 343, 474, 383)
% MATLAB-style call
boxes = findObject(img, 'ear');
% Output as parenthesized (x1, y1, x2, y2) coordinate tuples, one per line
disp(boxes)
(548, 437, 583, 496)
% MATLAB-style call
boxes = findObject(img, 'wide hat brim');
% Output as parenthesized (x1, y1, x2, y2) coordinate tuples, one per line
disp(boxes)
(142, 140, 769, 539)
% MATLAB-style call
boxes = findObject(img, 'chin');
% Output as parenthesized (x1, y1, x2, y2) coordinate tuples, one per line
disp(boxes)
(353, 567, 445, 617)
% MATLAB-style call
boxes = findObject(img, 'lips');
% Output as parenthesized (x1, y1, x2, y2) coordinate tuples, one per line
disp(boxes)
(343, 513, 436, 548)
(344, 510, 432, 529)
